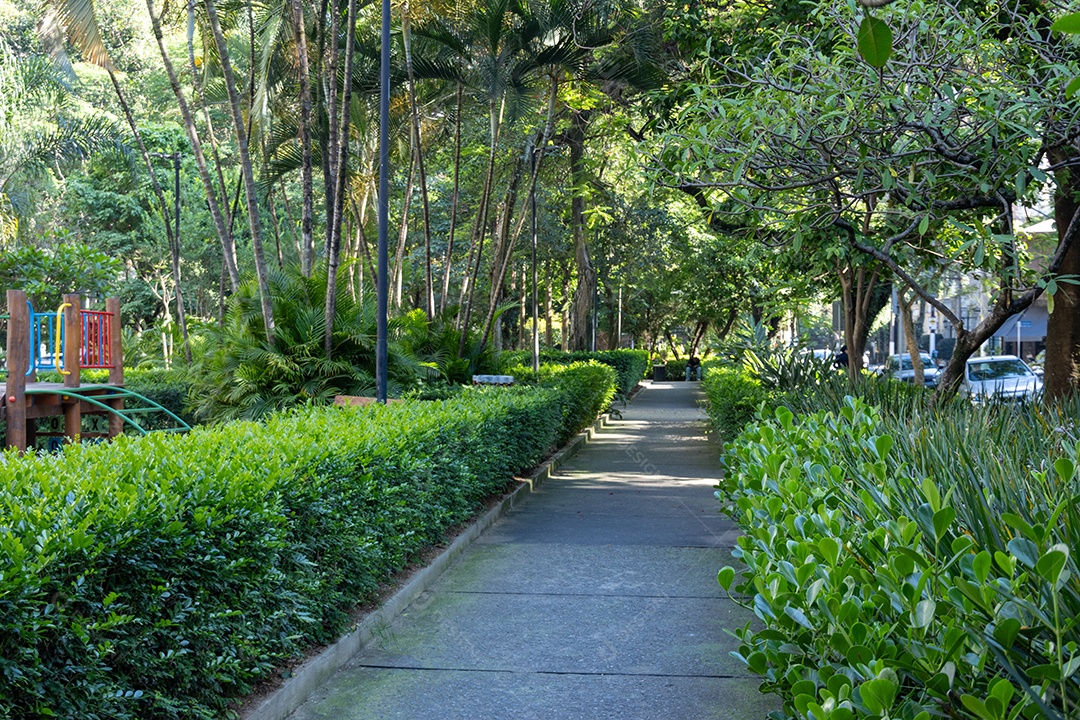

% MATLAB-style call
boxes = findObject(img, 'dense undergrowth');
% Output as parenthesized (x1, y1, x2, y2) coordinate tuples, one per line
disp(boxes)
(499, 349, 648, 398)
(0, 362, 614, 719)
(705, 353, 1080, 720)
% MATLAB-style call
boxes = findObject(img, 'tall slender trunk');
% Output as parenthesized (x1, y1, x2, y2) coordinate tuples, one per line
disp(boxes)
(391, 155, 416, 308)
(401, 2, 434, 318)
(457, 96, 504, 352)
(268, 185, 285, 268)
(567, 109, 594, 351)
(188, 0, 231, 230)
(545, 263, 553, 348)
(145, 0, 239, 291)
(439, 77, 464, 314)
(106, 66, 191, 362)
(478, 76, 559, 350)
(290, 0, 315, 276)
(324, 0, 357, 355)
(204, 0, 276, 343)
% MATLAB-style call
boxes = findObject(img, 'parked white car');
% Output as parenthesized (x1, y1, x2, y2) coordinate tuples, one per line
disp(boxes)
(961, 355, 1042, 401)
(883, 353, 940, 388)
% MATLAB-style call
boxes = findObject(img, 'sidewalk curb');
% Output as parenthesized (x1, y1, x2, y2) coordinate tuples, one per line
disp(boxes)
(243, 410, 615, 720)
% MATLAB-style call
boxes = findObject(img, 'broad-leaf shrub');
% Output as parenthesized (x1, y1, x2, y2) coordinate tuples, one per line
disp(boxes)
(718, 398, 1080, 720)
(701, 366, 769, 441)
(0, 365, 613, 719)
(500, 349, 647, 397)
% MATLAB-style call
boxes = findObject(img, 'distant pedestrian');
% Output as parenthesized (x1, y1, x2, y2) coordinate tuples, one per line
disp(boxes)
(686, 355, 702, 381)
(834, 345, 849, 369)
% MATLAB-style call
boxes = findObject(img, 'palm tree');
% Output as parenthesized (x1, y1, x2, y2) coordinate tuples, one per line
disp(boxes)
(202, 0, 278, 344)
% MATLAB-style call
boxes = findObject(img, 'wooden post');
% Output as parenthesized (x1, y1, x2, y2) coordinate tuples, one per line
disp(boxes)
(106, 297, 124, 438)
(6, 290, 28, 452)
(62, 293, 81, 443)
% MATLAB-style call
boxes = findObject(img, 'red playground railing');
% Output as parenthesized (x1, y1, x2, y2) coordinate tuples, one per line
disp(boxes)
(80, 309, 114, 369)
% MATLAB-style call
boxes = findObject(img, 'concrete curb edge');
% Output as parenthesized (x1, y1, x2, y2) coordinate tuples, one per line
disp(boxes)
(243, 410, 614, 720)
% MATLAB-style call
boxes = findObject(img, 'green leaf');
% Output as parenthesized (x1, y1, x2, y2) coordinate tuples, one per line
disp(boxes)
(857, 16, 893, 69)
(933, 506, 955, 541)
(874, 434, 893, 460)
(718, 566, 736, 592)
(1008, 537, 1039, 569)
(1035, 544, 1069, 586)
(1052, 12, 1080, 33)
(1055, 458, 1075, 482)
(859, 673, 898, 714)
(1067, 76, 1080, 100)
(818, 536, 840, 566)
(973, 551, 991, 583)
(912, 598, 936, 628)
(921, 478, 941, 512)
(918, 215, 929, 235)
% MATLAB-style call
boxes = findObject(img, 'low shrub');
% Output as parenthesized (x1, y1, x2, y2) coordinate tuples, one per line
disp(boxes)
(500, 349, 647, 397)
(507, 361, 617, 443)
(701, 366, 770, 442)
(0, 370, 611, 719)
(665, 357, 688, 380)
(718, 396, 1080, 720)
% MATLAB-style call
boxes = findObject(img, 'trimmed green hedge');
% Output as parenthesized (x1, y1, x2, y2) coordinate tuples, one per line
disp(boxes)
(500, 349, 648, 397)
(0, 364, 614, 719)
(507, 361, 617, 444)
(701, 365, 770, 442)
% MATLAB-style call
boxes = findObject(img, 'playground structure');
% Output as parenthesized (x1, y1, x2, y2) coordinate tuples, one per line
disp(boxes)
(2, 289, 190, 453)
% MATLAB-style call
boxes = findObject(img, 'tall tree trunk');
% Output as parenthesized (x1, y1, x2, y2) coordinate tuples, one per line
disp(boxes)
(567, 109, 594, 351)
(439, 77, 464, 314)
(899, 290, 925, 385)
(837, 263, 883, 377)
(188, 0, 232, 231)
(391, 155, 416, 308)
(204, 0, 276, 342)
(401, 2, 434, 319)
(323, 0, 340, 259)
(1044, 149, 1080, 400)
(268, 185, 285, 268)
(105, 66, 191, 362)
(290, 0, 315, 276)
(456, 96, 504, 352)
(145, 0, 239, 291)
(545, 263, 554, 348)
(478, 78, 559, 351)
(324, 0, 357, 355)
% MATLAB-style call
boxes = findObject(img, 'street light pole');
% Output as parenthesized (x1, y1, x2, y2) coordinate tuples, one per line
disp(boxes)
(531, 148, 539, 374)
(376, 0, 390, 402)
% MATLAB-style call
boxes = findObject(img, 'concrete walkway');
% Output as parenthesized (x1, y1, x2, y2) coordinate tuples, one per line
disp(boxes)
(288, 381, 769, 720)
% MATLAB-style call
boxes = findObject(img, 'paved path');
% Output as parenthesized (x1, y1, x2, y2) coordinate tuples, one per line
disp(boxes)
(289, 381, 769, 720)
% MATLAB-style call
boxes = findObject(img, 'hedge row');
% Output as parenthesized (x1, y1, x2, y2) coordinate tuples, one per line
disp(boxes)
(700, 366, 770, 442)
(0, 363, 615, 719)
(500, 349, 648, 397)
(505, 361, 617, 444)
(717, 398, 1080, 720)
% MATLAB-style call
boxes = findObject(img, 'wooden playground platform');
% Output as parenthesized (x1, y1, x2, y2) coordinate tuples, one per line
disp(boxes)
(3, 290, 189, 453)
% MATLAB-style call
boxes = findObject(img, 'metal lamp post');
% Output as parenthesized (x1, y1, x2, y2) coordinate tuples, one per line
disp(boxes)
(376, 0, 390, 402)
(530, 148, 539, 373)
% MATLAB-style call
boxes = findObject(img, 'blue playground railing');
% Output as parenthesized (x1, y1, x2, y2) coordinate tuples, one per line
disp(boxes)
(26, 301, 65, 375)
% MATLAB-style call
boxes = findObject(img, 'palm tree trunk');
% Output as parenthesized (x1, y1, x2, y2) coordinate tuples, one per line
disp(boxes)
(439, 76, 464, 314)
(401, 1, 434, 319)
(203, 0, 276, 343)
(106, 66, 191, 363)
(568, 109, 594, 351)
(391, 155, 416, 309)
(456, 97, 503, 353)
(478, 77, 558, 350)
(290, 0, 315, 276)
(145, 0, 239, 291)
(324, 0, 357, 355)
(188, 0, 232, 228)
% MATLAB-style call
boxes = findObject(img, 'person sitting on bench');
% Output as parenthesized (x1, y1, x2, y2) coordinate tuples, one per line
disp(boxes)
(686, 355, 702, 381)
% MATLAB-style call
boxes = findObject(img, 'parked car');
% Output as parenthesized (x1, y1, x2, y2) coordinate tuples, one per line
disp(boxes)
(961, 355, 1042, 401)
(883, 353, 940, 387)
